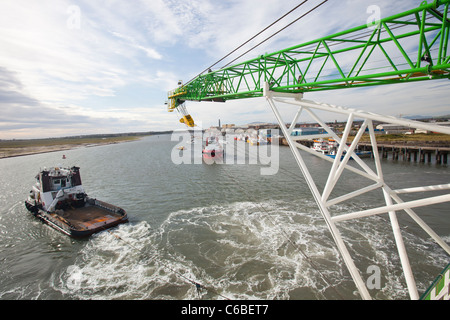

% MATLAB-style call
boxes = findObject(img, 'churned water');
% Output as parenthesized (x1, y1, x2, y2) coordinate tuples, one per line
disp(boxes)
(0, 134, 448, 300)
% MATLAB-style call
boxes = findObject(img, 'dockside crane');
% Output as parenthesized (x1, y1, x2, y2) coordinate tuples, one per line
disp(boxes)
(167, 0, 450, 300)
(167, 80, 195, 127)
(169, 0, 449, 109)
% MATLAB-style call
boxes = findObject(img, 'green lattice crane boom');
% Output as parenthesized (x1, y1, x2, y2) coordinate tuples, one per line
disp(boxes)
(168, 0, 450, 127)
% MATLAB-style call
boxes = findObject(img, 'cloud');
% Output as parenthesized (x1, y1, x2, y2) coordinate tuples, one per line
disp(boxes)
(110, 31, 162, 60)
(0, 66, 173, 139)
(0, 0, 177, 138)
(0, 0, 448, 139)
(0, 1, 127, 101)
(0, 67, 96, 138)
(136, 0, 214, 45)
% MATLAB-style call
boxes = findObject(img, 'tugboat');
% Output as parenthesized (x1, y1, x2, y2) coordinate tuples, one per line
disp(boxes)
(25, 166, 128, 238)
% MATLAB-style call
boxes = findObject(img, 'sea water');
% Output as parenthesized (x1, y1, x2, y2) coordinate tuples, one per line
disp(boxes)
(0, 134, 448, 300)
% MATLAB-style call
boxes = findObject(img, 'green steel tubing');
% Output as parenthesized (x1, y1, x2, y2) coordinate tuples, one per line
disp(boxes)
(168, 0, 450, 108)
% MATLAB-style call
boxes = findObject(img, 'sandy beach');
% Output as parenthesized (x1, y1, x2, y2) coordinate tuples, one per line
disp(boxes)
(0, 144, 77, 159)
(0, 136, 143, 160)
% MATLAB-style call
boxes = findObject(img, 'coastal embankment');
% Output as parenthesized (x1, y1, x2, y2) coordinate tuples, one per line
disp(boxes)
(0, 136, 139, 159)
(0, 132, 171, 159)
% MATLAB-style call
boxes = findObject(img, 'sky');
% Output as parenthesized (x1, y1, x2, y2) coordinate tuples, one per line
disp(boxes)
(0, 0, 449, 139)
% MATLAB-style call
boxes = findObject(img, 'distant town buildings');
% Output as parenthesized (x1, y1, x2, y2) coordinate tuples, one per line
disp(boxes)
(291, 127, 325, 136)
(376, 122, 450, 134)
(210, 117, 450, 136)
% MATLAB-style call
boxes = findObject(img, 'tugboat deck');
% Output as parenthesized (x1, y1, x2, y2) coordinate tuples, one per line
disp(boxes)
(56, 204, 124, 231)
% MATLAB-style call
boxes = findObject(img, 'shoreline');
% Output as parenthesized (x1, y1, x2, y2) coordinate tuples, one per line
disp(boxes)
(0, 137, 141, 160)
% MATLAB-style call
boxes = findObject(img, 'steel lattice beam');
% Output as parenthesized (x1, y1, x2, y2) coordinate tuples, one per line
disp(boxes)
(168, 0, 450, 110)
(263, 82, 450, 300)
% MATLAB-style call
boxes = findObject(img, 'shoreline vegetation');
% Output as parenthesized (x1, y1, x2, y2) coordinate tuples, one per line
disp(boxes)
(0, 132, 171, 159)
(352, 133, 450, 146)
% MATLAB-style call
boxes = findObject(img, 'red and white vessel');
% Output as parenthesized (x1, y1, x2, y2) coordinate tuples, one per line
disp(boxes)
(202, 136, 224, 161)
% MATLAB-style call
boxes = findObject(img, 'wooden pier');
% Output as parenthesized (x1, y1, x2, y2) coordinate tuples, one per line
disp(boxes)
(356, 142, 450, 165)
(281, 138, 449, 165)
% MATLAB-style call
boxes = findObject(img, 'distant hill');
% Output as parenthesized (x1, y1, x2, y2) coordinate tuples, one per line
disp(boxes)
(403, 114, 450, 120)
(246, 121, 276, 125)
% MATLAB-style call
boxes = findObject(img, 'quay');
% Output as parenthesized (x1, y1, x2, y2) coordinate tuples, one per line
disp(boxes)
(356, 142, 450, 165)
(279, 138, 449, 165)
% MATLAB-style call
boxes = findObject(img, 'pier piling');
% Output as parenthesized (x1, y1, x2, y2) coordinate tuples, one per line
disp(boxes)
(356, 143, 449, 165)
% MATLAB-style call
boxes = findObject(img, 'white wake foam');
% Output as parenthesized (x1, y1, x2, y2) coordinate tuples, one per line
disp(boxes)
(53, 200, 450, 300)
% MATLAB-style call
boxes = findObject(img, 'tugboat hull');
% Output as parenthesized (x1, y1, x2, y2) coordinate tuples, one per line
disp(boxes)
(25, 197, 128, 238)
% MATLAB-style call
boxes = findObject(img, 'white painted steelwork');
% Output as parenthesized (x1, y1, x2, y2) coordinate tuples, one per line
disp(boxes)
(263, 82, 450, 300)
